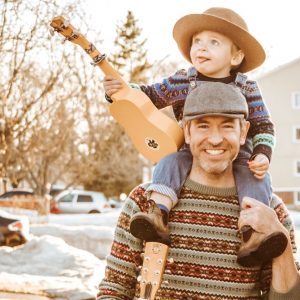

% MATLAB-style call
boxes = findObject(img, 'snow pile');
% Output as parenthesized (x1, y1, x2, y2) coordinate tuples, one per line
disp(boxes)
(48, 210, 121, 227)
(31, 223, 114, 259)
(0, 235, 106, 299)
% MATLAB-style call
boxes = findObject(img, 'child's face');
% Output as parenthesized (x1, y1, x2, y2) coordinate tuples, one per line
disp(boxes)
(190, 31, 244, 78)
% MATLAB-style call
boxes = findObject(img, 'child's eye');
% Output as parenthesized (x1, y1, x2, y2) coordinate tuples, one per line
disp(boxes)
(210, 39, 220, 46)
(193, 38, 201, 44)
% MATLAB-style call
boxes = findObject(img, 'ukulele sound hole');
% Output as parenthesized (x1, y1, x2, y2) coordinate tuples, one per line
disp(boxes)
(145, 138, 159, 150)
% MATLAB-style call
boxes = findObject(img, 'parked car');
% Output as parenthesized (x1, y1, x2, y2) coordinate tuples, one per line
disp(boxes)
(0, 189, 34, 199)
(53, 189, 111, 214)
(0, 209, 30, 247)
(108, 197, 124, 209)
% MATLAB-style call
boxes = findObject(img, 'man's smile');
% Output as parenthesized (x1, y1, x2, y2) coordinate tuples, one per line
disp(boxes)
(205, 149, 225, 155)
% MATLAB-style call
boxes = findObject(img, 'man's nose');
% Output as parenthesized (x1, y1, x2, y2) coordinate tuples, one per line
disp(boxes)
(207, 129, 223, 145)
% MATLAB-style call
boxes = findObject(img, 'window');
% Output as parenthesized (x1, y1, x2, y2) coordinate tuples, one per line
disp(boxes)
(59, 193, 74, 203)
(292, 92, 300, 108)
(293, 126, 300, 143)
(296, 191, 300, 203)
(295, 160, 300, 176)
(77, 195, 93, 202)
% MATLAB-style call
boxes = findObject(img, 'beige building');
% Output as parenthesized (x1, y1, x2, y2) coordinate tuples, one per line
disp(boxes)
(256, 58, 300, 206)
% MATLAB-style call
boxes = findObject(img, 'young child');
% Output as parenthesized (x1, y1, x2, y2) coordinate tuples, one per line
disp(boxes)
(103, 7, 287, 266)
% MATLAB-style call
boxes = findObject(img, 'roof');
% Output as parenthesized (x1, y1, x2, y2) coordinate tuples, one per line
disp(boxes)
(256, 56, 300, 80)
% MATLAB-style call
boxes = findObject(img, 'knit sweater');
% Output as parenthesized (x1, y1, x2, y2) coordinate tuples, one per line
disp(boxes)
(138, 67, 275, 161)
(97, 179, 299, 300)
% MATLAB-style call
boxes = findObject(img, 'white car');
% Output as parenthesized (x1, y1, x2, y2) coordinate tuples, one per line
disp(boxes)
(54, 190, 111, 214)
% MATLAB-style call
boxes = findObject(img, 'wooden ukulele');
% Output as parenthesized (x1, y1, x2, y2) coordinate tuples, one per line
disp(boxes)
(137, 242, 170, 299)
(50, 16, 184, 163)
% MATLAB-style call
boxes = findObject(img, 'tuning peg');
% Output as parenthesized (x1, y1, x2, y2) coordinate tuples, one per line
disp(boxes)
(165, 269, 172, 274)
(137, 275, 142, 282)
(63, 19, 70, 28)
(70, 30, 79, 39)
(49, 28, 55, 36)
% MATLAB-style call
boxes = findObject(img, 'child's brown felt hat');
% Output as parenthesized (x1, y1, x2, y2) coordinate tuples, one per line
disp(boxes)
(173, 7, 266, 73)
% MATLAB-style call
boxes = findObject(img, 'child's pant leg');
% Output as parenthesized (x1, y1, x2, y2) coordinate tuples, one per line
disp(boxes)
(146, 147, 193, 208)
(233, 160, 272, 207)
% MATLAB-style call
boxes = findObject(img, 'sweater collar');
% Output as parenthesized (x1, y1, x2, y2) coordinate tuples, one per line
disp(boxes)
(187, 67, 236, 84)
(185, 177, 237, 197)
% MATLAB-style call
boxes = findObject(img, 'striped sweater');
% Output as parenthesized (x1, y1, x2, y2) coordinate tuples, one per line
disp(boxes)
(137, 67, 275, 161)
(97, 179, 298, 299)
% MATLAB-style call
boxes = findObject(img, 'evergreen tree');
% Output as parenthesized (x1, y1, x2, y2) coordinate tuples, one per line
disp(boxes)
(109, 10, 152, 83)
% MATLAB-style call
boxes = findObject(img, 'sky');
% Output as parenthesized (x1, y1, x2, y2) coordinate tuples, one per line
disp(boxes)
(83, 0, 300, 74)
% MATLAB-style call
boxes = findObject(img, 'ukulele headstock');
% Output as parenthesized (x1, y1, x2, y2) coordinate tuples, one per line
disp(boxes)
(50, 16, 85, 46)
(137, 242, 171, 300)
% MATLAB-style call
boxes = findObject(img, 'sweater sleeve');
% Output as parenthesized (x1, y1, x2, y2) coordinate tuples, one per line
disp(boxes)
(139, 69, 190, 111)
(97, 186, 148, 300)
(260, 194, 300, 298)
(244, 80, 275, 162)
(265, 274, 300, 300)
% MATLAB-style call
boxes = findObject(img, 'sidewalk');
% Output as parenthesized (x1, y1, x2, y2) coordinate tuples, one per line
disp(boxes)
(0, 293, 53, 299)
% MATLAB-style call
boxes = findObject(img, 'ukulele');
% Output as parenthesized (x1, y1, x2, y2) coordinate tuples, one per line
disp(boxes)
(137, 242, 170, 299)
(50, 16, 184, 163)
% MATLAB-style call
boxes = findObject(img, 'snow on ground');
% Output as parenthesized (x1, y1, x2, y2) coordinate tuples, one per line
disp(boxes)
(31, 224, 114, 259)
(0, 210, 122, 299)
(0, 209, 299, 299)
(0, 235, 106, 299)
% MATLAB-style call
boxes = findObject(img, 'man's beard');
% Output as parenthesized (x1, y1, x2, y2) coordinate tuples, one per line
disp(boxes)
(194, 156, 231, 176)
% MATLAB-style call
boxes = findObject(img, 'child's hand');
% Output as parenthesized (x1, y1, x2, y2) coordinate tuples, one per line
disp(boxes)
(103, 75, 122, 97)
(248, 154, 269, 179)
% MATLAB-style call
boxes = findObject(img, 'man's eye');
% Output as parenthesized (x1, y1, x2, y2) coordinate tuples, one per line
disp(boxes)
(197, 124, 209, 129)
(223, 124, 234, 129)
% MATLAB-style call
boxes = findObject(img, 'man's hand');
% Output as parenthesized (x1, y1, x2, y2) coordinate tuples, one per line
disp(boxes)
(248, 153, 270, 179)
(103, 75, 122, 97)
(238, 197, 288, 237)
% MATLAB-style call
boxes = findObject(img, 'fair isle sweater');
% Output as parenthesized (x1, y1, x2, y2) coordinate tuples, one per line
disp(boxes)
(97, 179, 299, 300)
(137, 67, 275, 161)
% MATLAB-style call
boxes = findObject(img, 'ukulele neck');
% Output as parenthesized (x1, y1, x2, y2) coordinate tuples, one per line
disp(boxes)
(81, 39, 129, 89)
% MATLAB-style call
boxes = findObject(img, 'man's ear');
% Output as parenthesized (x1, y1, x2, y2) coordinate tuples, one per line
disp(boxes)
(240, 120, 250, 145)
(183, 122, 191, 144)
(231, 50, 245, 67)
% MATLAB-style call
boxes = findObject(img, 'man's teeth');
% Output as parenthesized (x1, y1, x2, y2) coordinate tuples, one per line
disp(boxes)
(206, 149, 224, 155)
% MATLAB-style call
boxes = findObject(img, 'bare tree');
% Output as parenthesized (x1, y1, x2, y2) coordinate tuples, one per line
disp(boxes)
(0, 0, 93, 195)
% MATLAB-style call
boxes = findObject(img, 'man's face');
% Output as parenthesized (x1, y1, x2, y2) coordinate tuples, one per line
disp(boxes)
(184, 116, 249, 176)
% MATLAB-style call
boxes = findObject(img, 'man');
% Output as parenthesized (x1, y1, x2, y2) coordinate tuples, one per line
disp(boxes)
(97, 82, 300, 299)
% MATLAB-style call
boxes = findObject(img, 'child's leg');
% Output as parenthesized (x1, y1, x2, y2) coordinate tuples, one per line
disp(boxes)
(233, 161, 272, 206)
(129, 147, 192, 245)
(147, 147, 193, 208)
(234, 161, 288, 267)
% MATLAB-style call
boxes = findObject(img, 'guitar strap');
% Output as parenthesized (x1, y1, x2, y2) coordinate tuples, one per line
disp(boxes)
(234, 72, 248, 95)
(188, 67, 198, 92)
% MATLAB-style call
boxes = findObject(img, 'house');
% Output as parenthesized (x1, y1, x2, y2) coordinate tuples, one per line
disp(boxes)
(256, 58, 300, 206)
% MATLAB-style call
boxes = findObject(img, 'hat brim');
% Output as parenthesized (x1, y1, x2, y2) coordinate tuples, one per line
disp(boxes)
(173, 14, 266, 73)
(183, 113, 245, 121)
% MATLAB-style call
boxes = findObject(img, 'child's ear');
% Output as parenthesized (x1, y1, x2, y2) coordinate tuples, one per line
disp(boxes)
(231, 50, 245, 67)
